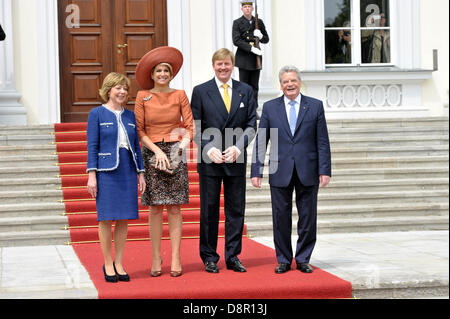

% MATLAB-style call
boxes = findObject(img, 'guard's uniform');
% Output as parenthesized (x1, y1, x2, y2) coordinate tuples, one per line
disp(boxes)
(232, 15, 269, 108)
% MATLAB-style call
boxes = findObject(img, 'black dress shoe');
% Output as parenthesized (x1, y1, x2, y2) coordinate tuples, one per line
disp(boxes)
(226, 260, 247, 272)
(113, 262, 130, 282)
(205, 261, 219, 273)
(103, 265, 117, 283)
(275, 263, 291, 274)
(297, 263, 314, 273)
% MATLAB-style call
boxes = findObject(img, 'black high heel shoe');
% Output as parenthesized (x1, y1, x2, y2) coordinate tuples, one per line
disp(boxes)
(113, 262, 130, 282)
(103, 265, 118, 283)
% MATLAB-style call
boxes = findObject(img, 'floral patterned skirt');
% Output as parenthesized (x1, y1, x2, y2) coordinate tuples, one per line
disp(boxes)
(141, 142, 189, 206)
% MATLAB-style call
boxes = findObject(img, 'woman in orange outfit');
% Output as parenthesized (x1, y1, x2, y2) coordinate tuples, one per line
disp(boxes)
(134, 47, 194, 278)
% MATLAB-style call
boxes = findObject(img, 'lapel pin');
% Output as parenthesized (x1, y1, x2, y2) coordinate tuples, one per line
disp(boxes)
(144, 95, 152, 101)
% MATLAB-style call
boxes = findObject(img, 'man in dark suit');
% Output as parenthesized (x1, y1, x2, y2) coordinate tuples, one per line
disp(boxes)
(232, 0, 269, 114)
(0, 24, 6, 41)
(191, 48, 257, 273)
(251, 66, 332, 274)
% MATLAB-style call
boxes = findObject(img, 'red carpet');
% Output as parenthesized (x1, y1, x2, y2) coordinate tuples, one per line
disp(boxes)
(73, 238, 352, 299)
(55, 123, 352, 299)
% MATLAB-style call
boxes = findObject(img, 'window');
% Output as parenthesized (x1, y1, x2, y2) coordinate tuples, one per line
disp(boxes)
(324, 0, 391, 66)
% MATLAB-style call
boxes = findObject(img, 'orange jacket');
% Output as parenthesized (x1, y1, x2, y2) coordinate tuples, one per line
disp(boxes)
(135, 90, 195, 144)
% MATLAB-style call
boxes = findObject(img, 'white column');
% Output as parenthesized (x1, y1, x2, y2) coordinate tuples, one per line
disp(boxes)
(395, 0, 421, 69)
(0, 0, 27, 125)
(35, 0, 61, 124)
(304, 0, 325, 71)
(167, 0, 192, 96)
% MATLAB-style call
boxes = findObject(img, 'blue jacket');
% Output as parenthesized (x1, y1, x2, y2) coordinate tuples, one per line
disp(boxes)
(86, 106, 145, 173)
(250, 94, 331, 187)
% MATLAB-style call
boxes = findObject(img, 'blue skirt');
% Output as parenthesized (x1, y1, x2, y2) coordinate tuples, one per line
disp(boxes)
(96, 148, 139, 222)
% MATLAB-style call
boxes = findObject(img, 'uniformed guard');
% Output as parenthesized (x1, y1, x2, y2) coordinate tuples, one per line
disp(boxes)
(232, 0, 269, 116)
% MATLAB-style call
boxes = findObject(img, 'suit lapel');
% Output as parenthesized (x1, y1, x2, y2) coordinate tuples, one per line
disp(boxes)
(226, 80, 244, 124)
(294, 95, 309, 134)
(276, 96, 292, 138)
(206, 79, 229, 124)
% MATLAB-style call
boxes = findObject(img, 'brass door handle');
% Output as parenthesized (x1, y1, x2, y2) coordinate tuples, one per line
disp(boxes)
(117, 44, 128, 54)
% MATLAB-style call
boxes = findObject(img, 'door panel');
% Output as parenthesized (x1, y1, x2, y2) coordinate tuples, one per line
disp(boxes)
(58, 0, 167, 122)
(114, 0, 167, 111)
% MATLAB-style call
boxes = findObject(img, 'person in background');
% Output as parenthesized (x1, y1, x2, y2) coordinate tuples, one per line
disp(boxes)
(134, 46, 194, 278)
(86, 72, 146, 283)
(232, 0, 270, 117)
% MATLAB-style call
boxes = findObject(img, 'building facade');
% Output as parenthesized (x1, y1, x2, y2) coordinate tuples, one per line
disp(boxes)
(0, 0, 448, 125)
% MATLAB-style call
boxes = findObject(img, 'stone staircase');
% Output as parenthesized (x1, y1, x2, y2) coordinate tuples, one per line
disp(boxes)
(0, 117, 448, 246)
(244, 117, 449, 237)
(0, 125, 69, 247)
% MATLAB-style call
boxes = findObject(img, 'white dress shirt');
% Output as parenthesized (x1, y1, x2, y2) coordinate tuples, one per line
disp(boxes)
(215, 77, 233, 101)
(284, 94, 302, 124)
(113, 109, 130, 150)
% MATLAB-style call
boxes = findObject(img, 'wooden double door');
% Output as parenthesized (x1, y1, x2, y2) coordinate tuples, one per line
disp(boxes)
(58, 0, 167, 122)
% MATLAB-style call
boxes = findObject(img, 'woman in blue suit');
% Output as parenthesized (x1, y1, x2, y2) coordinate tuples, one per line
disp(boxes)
(86, 72, 146, 283)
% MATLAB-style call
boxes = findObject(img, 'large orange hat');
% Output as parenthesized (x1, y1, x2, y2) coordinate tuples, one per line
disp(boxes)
(135, 46, 183, 90)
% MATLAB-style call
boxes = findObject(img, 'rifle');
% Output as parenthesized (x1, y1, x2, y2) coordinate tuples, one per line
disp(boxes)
(254, 0, 262, 70)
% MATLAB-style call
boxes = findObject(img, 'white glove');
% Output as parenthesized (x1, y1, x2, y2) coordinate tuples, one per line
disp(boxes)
(251, 46, 263, 56)
(254, 29, 263, 40)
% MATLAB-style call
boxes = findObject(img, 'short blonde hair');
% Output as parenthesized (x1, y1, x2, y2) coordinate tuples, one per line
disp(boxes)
(99, 72, 131, 102)
(212, 48, 235, 65)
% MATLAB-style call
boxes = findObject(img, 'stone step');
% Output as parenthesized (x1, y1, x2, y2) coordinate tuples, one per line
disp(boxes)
(247, 166, 449, 181)
(0, 202, 66, 218)
(0, 145, 56, 156)
(327, 126, 449, 138)
(246, 156, 449, 170)
(0, 230, 70, 247)
(0, 166, 60, 179)
(245, 178, 450, 195)
(0, 178, 61, 191)
(247, 145, 449, 159)
(332, 144, 449, 158)
(245, 190, 448, 208)
(328, 135, 448, 147)
(246, 215, 450, 237)
(329, 167, 449, 180)
(330, 156, 449, 169)
(0, 155, 59, 167)
(0, 189, 62, 204)
(245, 202, 449, 223)
(0, 125, 53, 136)
(326, 117, 449, 129)
(0, 135, 54, 146)
(0, 215, 67, 232)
